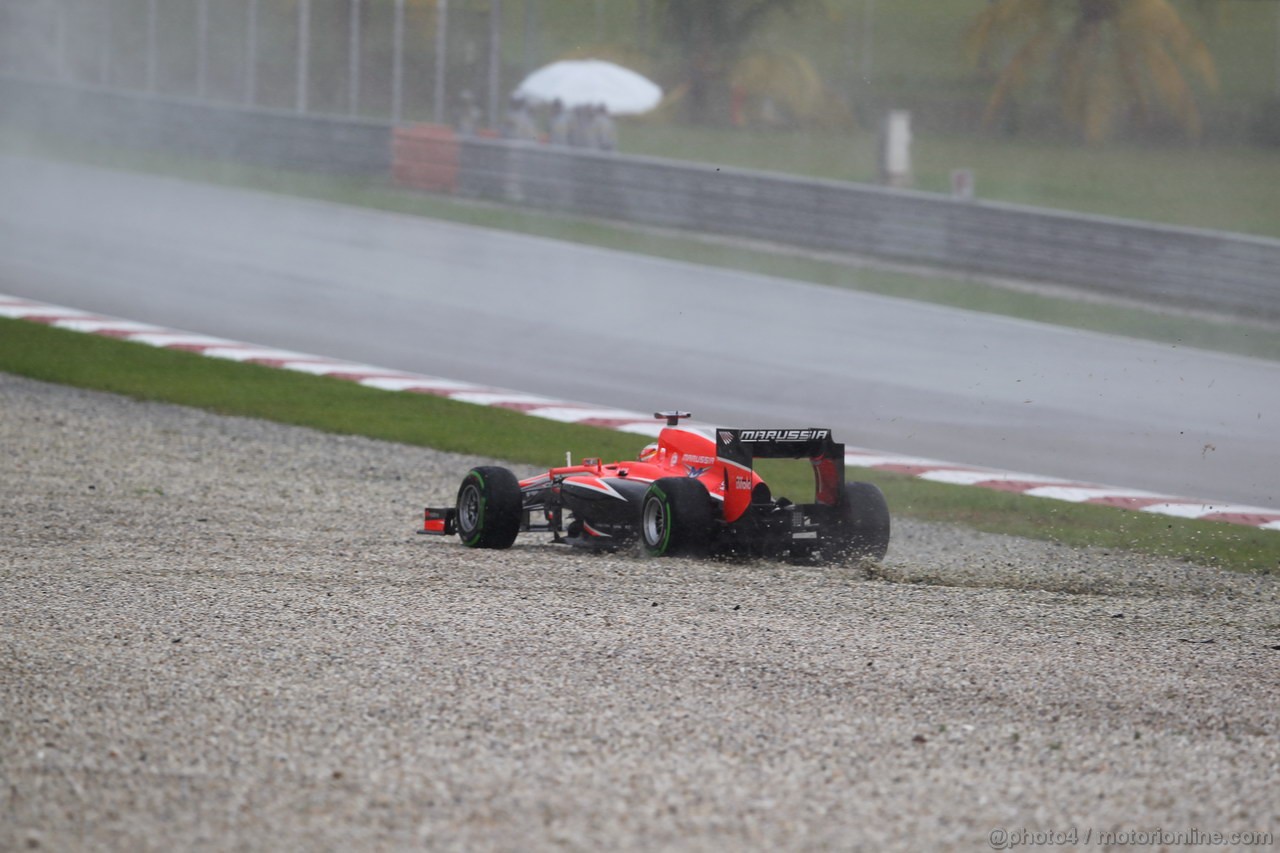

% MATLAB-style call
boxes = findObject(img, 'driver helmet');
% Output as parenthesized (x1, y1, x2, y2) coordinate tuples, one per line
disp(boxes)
(639, 442, 659, 462)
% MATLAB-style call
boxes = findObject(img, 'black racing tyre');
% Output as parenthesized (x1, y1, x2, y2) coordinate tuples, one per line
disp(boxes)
(824, 481, 891, 563)
(640, 477, 714, 558)
(455, 466, 523, 549)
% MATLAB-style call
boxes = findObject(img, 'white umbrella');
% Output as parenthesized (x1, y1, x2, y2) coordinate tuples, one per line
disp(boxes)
(513, 59, 663, 115)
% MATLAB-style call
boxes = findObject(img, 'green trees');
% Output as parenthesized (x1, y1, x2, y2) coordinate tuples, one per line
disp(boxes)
(966, 0, 1219, 142)
(655, 0, 821, 123)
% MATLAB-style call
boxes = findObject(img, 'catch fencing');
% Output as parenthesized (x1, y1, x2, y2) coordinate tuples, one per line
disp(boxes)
(4, 75, 1279, 322)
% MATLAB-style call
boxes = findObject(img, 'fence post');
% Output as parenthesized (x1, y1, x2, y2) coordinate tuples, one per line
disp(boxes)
(54, 0, 68, 81)
(488, 0, 502, 129)
(349, 0, 361, 115)
(434, 0, 448, 124)
(523, 0, 537, 74)
(297, 0, 311, 113)
(100, 0, 112, 86)
(197, 0, 209, 99)
(861, 0, 876, 84)
(246, 0, 258, 106)
(146, 0, 158, 93)
(392, 0, 405, 123)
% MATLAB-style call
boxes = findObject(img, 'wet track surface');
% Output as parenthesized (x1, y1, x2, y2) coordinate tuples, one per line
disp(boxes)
(1, 154, 1277, 507)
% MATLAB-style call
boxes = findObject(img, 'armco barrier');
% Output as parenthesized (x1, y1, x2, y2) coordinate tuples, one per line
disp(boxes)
(0, 76, 391, 176)
(4, 76, 1278, 322)
(444, 137, 1280, 322)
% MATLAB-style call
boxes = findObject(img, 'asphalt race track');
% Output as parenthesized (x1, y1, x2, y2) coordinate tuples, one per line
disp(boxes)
(1, 154, 1277, 508)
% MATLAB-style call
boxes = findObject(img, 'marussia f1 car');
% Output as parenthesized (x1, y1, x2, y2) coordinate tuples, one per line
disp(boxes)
(421, 412, 890, 563)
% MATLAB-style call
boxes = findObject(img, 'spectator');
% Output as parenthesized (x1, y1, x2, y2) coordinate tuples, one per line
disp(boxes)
(589, 104, 617, 152)
(502, 96, 539, 142)
(548, 99, 572, 146)
(568, 105, 595, 148)
(455, 90, 481, 137)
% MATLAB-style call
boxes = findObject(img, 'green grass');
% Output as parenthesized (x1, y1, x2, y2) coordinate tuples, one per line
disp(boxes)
(3, 318, 1278, 575)
(617, 124, 1280, 240)
(833, 465, 1280, 576)
(0, 316, 644, 468)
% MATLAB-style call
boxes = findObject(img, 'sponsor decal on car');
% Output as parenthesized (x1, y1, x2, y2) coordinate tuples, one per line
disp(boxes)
(738, 429, 830, 442)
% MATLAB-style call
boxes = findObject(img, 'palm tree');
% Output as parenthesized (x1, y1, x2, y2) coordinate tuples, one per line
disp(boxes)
(966, 0, 1219, 142)
(655, 0, 823, 124)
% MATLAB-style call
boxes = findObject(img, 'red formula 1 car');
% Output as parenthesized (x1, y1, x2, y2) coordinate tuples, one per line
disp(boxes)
(421, 412, 890, 563)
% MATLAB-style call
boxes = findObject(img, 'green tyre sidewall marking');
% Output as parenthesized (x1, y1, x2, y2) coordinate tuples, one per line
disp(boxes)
(655, 490, 672, 555)
(461, 472, 485, 547)
(643, 485, 673, 556)
(457, 466, 521, 550)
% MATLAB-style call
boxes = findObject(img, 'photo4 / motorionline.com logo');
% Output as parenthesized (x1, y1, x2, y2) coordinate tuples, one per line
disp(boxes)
(988, 826, 1274, 850)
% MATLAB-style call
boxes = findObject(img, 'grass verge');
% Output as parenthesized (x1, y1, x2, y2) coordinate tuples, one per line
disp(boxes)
(4, 317, 1277, 575)
(620, 124, 1280, 241)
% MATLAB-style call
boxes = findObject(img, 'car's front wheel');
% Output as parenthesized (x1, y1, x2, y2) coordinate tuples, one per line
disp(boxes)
(456, 466, 522, 549)
(640, 477, 714, 557)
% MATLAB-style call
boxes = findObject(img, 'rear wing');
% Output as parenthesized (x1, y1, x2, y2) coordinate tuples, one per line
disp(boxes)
(716, 428, 845, 519)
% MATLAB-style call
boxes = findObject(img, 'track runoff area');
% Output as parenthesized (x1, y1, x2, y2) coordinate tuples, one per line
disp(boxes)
(4, 293, 1278, 532)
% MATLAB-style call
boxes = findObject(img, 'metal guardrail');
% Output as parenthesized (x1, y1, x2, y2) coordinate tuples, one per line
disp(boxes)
(0, 76, 391, 175)
(449, 138, 1280, 322)
(5, 76, 1278, 322)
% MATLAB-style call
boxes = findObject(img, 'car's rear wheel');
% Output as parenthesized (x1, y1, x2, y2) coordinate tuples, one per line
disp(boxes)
(456, 466, 522, 549)
(640, 477, 714, 557)
(823, 481, 890, 563)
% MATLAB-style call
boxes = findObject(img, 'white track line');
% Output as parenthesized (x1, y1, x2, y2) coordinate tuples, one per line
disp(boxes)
(5, 294, 1277, 531)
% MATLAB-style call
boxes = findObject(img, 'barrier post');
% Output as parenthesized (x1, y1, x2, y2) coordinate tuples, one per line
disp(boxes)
(146, 0, 157, 93)
(246, 0, 259, 106)
(392, 0, 405, 123)
(349, 0, 361, 116)
(296, 0, 311, 113)
(433, 0, 448, 124)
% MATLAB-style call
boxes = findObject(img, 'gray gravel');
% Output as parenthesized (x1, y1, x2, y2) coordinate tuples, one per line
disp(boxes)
(2, 372, 1277, 852)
